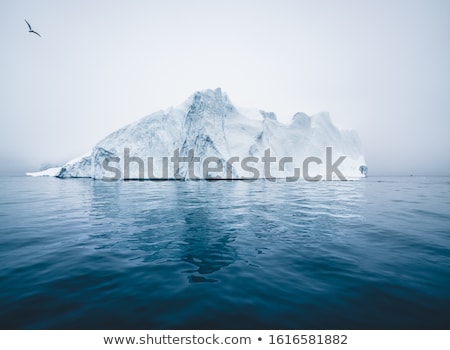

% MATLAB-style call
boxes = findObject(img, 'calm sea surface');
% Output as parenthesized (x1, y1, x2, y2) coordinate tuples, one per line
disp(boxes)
(0, 176, 449, 329)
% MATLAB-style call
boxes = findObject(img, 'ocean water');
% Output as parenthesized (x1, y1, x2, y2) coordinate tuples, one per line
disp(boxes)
(0, 176, 449, 330)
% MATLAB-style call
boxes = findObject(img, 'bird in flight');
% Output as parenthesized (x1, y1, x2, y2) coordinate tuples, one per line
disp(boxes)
(25, 19, 41, 37)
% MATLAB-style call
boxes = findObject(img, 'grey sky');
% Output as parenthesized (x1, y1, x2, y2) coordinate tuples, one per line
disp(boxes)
(1, 0, 449, 176)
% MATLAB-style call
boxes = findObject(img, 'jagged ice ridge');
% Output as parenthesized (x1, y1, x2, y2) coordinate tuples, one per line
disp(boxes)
(28, 88, 367, 180)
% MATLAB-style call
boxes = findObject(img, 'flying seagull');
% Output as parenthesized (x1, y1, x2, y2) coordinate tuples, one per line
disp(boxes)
(25, 19, 41, 37)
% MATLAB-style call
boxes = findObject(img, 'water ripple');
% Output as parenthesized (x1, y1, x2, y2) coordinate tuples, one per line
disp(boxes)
(0, 176, 449, 329)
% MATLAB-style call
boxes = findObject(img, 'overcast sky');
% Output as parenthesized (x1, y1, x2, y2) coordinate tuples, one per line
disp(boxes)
(1, 0, 449, 176)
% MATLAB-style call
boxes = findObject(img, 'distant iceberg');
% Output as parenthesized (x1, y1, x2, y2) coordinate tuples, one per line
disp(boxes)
(27, 88, 367, 180)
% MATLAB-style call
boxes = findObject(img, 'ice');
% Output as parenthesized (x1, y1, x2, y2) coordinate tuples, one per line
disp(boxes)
(27, 88, 367, 180)
(26, 167, 62, 177)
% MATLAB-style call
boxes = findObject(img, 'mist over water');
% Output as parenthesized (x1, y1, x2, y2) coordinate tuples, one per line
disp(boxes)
(0, 176, 449, 329)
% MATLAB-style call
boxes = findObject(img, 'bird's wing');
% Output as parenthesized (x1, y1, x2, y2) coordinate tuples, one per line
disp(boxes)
(25, 19, 32, 31)
(31, 31, 41, 37)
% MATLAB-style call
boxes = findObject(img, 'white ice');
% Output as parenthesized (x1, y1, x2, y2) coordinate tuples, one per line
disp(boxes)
(27, 88, 367, 180)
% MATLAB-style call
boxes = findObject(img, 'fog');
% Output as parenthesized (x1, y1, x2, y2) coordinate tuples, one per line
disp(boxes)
(1, 0, 449, 176)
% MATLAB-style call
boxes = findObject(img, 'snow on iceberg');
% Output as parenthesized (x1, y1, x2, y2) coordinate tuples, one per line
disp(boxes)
(27, 88, 367, 180)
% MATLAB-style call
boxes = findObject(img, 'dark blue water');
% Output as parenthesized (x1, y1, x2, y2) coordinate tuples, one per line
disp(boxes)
(0, 176, 449, 329)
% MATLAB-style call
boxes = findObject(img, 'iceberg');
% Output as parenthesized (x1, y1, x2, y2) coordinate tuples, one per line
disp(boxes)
(27, 88, 367, 180)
